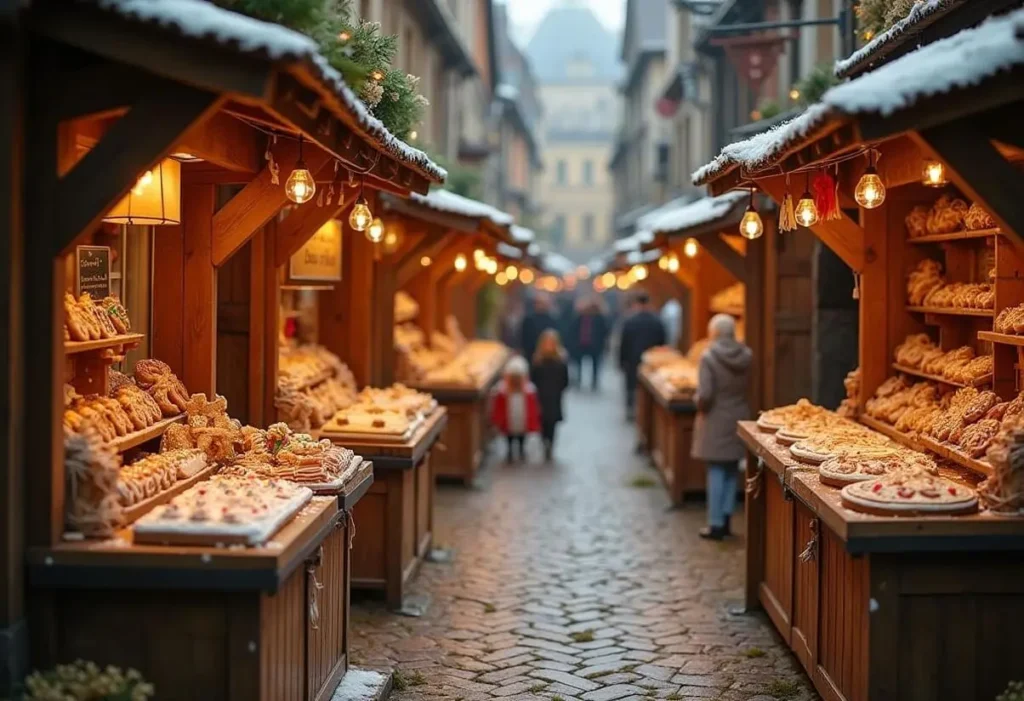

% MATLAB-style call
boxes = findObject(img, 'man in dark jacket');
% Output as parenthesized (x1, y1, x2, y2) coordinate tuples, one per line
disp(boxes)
(692, 313, 752, 540)
(618, 291, 666, 419)
(520, 295, 558, 363)
(568, 297, 609, 390)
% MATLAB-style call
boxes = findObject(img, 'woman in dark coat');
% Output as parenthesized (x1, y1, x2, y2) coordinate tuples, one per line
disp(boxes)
(692, 313, 752, 540)
(531, 329, 570, 461)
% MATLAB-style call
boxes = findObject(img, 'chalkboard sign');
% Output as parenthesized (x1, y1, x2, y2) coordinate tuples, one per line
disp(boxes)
(76, 246, 111, 298)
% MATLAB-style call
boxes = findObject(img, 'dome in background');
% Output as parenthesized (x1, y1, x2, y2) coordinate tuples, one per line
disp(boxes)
(525, 3, 622, 84)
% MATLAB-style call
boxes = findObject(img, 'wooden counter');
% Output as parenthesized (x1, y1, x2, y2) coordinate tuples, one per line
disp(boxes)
(320, 408, 447, 608)
(638, 369, 701, 504)
(409, 361, 507, 484)
(26, 470, 373, 701)
(739, 421, 1024, 701)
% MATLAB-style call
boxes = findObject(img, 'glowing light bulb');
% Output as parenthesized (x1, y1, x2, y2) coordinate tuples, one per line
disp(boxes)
(576, 266, 590, 280)
(616, 275, 631, 291)
(668, 255, 680, 273)
(420, 255, 432, 267)
(408, 130, 418, 142)
(383, 230, 400, 253)
(633, 264, 648, 281)
(371, 70, 385, 81)
(506, 265, 518, 281)
(365, 216, 384, 244)
(658, 255, 669, 270)
(338, 30, 351, 41)
(794, 193, 818, 228)
(683, 238, 698, 258)
(789, 88, 801, 101)
(855, 167, 886, 209)
(740, 206, 764, 239)
(350, 196, 373, 232)
(495, 271, 508, 286)
(922, 161, 947, 187)
(520, 269, 535, 284)
(485, 258, 498, 275)
(601, 272, 616, 287)
(454, 254, 467, 272)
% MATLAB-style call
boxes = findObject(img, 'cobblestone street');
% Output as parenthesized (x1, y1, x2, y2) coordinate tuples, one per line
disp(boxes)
(351, 378, 816, 701)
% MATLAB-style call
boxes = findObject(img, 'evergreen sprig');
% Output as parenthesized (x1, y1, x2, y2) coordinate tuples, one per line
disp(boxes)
(213, 0, 425, 139)
(796, 63, 838, 107)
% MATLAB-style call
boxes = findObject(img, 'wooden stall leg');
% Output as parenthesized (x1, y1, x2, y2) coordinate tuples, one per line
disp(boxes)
(744, 448, 765, 612)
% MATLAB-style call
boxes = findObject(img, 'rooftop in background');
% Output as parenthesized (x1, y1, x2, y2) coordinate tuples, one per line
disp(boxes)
(525, 2, 623, 84)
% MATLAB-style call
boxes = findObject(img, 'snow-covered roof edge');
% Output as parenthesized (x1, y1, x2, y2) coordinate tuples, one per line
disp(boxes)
(694, 9, 1024, 186)
(510, 225, 535, 244)
(834, 0, 963, 80)
(409, 189, 515, 227)
(91, 0, 446, 184)
(649, 191, 748, 235)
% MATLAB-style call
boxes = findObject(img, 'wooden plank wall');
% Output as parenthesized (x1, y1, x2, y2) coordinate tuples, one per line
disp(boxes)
(771, 227, 815, 407)
(817, 526, 869, 701)
(260, 566, 306, 701)
(760, 476, 793, 641)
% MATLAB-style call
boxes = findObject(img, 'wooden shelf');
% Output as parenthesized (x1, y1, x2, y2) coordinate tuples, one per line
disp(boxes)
(65, 333, 145, 355)
(978, 330, 1024, 346)
(908, 228, 1000, 244)
(906, 306, 994, 318)
(917, 433, 993, 477)
(110, 414, 185, 453)
(120, 463, 220, 524)
(892, 363, 991, 388)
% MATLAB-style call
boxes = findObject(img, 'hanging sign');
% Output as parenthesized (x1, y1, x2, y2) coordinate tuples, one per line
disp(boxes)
(289, 220, 343, 282)
(709, 34, 788, 98)
(76, 245, 111, 298)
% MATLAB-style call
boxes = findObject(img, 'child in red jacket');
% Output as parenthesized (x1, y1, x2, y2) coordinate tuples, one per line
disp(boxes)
(490, 355, 541, 462)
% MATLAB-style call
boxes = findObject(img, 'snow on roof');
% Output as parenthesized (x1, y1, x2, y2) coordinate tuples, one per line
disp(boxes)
(496, 242, 523, 259)
(542, 252, 576, 276)
(614, 235, 643, 253)
(409, 189, 514, 227)
(648, 191, 747, 234)
(626, 249, 662, 265)
(834, 0, 962, 80)
(92, 0, 446, 183)
(510, 225, 535, 244)
(694, 10, 1024, 186)
(527, 242, 541, 257)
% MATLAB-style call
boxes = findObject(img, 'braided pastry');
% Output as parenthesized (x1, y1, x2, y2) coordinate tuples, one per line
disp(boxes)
(905, 205, 929, 238)
(926, 195, 968, 235)
(134, 359, 173, 387)
(102, 296, 131, 334)
(964, 203, 996, 231)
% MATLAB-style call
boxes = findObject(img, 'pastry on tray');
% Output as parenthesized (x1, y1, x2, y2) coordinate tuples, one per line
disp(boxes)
(818, 451, 937, 488)
(980, 417, 1024, 514)
(840, 472, 978, 517)
(322, 407, 415, 437)
(756, 398, 826, 432)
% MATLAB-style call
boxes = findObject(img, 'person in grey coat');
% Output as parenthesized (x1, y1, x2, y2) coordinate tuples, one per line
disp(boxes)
(692, 313, 752, 540)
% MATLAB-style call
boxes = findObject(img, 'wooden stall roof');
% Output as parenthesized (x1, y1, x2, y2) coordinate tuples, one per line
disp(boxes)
(32, 0, 446, 195)
(382, 189, 515, 241)
(834, 0, 1021, 80)
(693, 11, 1024, 195)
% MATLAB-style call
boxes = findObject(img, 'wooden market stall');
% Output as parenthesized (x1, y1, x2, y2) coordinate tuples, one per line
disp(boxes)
(14, 1, 443, 697)
(694, 8, 1024, 700)
(381, 190, 518, 485)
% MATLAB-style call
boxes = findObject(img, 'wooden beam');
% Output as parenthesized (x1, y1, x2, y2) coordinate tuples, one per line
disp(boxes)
(373, 258, 397, 387)
(397, 231, 458, 288)
(181, 183, 218, 396)
(54, 81, 222, 254)
(912, 121, 1024, 251)
(273, 187, 355, 268)
(700, 233, 748, 284)
(837, 135, 924, 194)
(211, 141, 332, 266)
(755, 173, 866, 272)
(176, 111, 262, 173)
(260, 225, 280, 425)
(54, 62, 142, 121)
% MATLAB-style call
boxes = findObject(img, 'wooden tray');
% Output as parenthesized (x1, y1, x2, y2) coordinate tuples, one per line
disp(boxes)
(120, 463, 220, 524)
(978, 330, 1024, 346)
(917, 433, 993, 477)
(892, 363, 991, 388)
(65, 333, 145, 355)
(110, 414, 186, 453)
(907, 227, 1000, 244)
(906, 306, 994, 318)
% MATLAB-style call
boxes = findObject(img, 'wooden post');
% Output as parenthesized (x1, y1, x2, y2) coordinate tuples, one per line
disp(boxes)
(181, 183, 218, 396)
(373, 254, 397, 387)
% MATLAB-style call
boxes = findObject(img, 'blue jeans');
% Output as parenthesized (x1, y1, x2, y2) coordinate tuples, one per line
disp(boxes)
(707, 461, 739, 528)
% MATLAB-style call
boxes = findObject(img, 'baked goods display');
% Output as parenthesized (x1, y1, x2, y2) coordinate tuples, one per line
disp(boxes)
(640, 347, 698, 397)
(642, 346, 685, 369)
(133, 359, 190, 416)
(132, 475, 313, 546)
(63, 292, 132, 342)
(116, 449, 208, 508)
(840, 471, 978, 516)
(709, 282, 744, 314)
(395, 312, 504, 387)
(790, 426, 893, 464)
(225, 422, 360, 488)
(893, 334, 991, 385)
(394, 291, 419, 323)
(818, 450, 937, 488)
(63, 376, 171, 443)
(276, 343, 358, 431)
(64, 425, 124, 537)
(160, 393, 242, 463)
(980, 418, 1024, 514)
(757, 398, 829, 432)
(321, 405, 419, 439)
(837, 367, 860, 418)
(994, 303, 1024, 335)
(905, 260, 993, 310)
(355, 384, 436, 417)
(905, 195, 996, 239)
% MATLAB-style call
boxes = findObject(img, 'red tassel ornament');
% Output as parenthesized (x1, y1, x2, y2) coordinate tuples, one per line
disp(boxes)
(812, 170, 841, 221)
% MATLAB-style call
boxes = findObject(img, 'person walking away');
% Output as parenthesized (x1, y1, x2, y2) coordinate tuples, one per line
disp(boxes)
(490, 356, 541, 462)
(531, 329, 570, 461)
(520, 294, 558, 363)
(569, 297, 609, 390)
(692, 314, 752, 540)
(618, 291, 666, 420)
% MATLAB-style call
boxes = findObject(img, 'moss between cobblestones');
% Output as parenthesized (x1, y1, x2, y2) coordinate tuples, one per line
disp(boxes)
(569, 629, 595, 643)
(744, 646, 767, 658)
(763, 678, 801, 699)
(550, 696, 567, 701)
(482, 602, 496, 613)
(628, 474, 658, 488)
(528, 683, 548, 692)
(392, 669, 427, 691)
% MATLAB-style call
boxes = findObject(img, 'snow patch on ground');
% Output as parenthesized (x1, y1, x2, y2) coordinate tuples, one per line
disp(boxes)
(331, 669, 389, 701)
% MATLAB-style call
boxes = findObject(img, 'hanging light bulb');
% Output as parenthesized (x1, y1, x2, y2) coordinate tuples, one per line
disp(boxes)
(285, 135, 316, 204)
(667, 254, 680, 273)
(454, 254, 468, 272)
(338, 29, 351, 41)
(506, 265, 519, 281)
(383, 229, 400, 254)
(855, 150, 886, 209)
(485, 258, 498, 275)
(658, 255, 669, 270)
(365, 217, 384, 243)
(794, 175, 818, 227)
(495, 271, 509, 286)
(789, 87, 801, 101)
(576, 265, 590, 280)
(922, 160, 947, 187)
(739, 188, 764, 239)
(420, 255, 432, 267)
(683, 238, 699, 258)
(520, 269, 535, 285)
(633, 264, 648, 281)
(350, 188, 373, 233)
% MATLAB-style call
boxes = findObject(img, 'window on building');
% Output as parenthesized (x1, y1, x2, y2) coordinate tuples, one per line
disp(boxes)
(551, 214, 566, 248)
(582, 160, 594, 185)
(556, 159, 568, 185)
(582, 214, 594, 242)
(655, 143, 670, 183)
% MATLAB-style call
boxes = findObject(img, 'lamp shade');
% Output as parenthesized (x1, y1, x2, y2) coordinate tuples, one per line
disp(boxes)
(104, 159, 181, 226)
